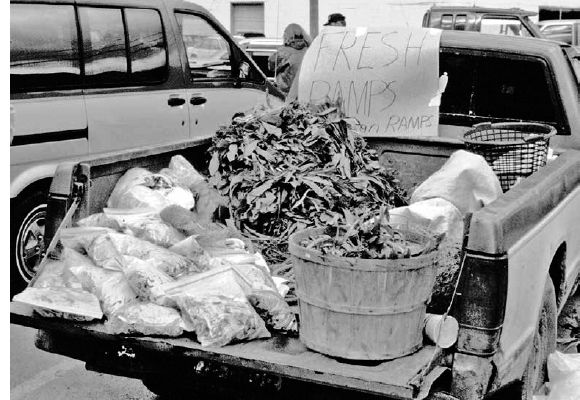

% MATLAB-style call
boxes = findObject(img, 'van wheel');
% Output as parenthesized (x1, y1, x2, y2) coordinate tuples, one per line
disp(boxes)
(520, 278, 557, 399)
(11, 190, 47, 297)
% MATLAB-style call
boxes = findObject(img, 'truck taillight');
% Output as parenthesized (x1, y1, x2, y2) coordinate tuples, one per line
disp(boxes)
(454, 252, 508, 356)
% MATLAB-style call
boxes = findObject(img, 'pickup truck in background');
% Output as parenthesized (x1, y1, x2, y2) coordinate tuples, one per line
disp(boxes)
(10, 31, 580, 400)
(538, 19, 580, 47)
(422, 6, 544, 39)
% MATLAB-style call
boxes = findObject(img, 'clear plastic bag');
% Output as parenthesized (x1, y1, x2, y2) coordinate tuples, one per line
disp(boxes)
(233, 264, 296, 332)
(13, 287, 103, 321)
(98, 272, 138, 316)
(159, 155, 205, 189)
(107, 168, 152, 208)
(60, 227, 117, 254)
(176, 294, 270, 347)
(87, 232, 205, 278)
(103, 208, 186, 248)
(76, 213, 122, 230)
(106, 301, 185, 337)
(123, 256, 175, 307)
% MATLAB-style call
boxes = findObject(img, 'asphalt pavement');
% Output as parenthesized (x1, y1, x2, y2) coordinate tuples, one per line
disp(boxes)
(10, 324, 156, 400)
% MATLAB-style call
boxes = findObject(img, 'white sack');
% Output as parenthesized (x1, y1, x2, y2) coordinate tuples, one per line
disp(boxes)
(411, 150, 502, 214)
(389, 198, 464, 244)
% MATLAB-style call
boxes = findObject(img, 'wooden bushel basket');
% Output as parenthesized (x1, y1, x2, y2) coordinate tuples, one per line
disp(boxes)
(289, 227, 439, 361)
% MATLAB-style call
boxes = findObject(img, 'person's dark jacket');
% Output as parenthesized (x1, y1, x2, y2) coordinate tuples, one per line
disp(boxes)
(268, 24, 311, 95)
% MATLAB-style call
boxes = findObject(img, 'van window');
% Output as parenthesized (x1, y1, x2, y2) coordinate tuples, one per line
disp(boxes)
(80, 7, 128, 86)
(125, 8, 167, 83)
(175, 13, 233, 80)
(481, 16, 532, 37)
(10, 4, 80, 92)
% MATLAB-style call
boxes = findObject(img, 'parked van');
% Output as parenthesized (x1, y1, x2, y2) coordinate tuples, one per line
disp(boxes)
(422, 6, 543, 38)
(10, 0, 283, 293)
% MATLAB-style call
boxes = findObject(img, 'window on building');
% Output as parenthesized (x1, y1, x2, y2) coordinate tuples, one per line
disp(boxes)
(231, 3, 265, 37)
(125, 8, 168, 83)
(10, 4, 81, 92)
(79, 7, 128, 86)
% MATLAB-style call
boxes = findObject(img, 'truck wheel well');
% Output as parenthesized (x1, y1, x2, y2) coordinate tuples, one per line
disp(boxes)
(15, 178, 52, 201)
(548, 243, 566, 307)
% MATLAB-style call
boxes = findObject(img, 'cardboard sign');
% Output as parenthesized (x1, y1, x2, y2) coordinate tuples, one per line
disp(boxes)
(298, 27, 442, 136)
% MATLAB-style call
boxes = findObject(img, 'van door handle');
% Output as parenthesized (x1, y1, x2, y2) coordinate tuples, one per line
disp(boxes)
(190, 96, 207, 106)
(168, 97, 186, 107)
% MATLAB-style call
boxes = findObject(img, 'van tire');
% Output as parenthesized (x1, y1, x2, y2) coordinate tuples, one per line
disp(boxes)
(11, 190, 48, 297)
(520, 278, 557, 399)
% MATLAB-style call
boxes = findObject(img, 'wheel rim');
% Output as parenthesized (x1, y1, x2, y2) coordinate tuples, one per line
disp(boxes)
(15, 204, 47, 282)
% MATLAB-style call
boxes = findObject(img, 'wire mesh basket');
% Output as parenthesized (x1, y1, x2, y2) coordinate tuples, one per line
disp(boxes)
(463, 122, 556, 191)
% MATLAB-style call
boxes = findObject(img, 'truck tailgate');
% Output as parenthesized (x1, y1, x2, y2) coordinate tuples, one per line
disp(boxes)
(11, 302, 442, 399)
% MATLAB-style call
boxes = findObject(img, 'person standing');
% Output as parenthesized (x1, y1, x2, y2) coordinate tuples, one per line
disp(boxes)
(268, 23, 311, 96)
(323, 13, 346, 27)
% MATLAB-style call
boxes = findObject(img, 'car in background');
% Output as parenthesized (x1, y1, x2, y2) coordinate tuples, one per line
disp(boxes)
(423, 6, 544, 38)
(538, 19, 580, 46)
(238, 37, 282, 79)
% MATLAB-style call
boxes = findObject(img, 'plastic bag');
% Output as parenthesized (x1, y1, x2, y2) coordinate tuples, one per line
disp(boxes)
(87, 232, 205, 278)
(107, 168, 196, 211)
(169, 236, 227, 271)
(176, 294, 270, 347)
(411, 150, 503, 214)
(13, 287, 103, 321)
(107, 168, 152, 208)
(103, 208, 186, 248)
(107, 301, 185, 337)
(159, 155, 205, 189)
(98, 272, 138, 316)
(538, 351, 580, 400)
(123, 256, 174, 307)
(233, 264, 297, 332)
(111, 185, 170, 211)
(31, 260, 69, 289)
(60, 227, 117, 254)
(389, 198, 464, 244)
(76, 213, 122, 230)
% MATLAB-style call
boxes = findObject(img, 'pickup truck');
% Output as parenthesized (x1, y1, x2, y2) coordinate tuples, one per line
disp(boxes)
(10, 31, 580, 400)
(422, 6, 543, 39)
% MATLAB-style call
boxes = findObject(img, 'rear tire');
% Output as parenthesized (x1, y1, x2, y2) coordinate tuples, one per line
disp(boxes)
(11, 190, 48, 297)
(520, 278, 557, 399)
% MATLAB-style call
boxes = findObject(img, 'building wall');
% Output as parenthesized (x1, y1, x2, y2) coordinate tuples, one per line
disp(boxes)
(193, 0, 310, 38)
(193, 0, 580, 38)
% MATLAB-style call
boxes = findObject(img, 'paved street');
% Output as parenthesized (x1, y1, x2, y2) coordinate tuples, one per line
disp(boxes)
(10, 325, 156, 400)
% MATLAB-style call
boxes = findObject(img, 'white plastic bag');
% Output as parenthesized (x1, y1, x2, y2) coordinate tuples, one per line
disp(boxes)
(107, 168, 152, 209)
(107, 167, 196, 211)
(76, 213, 122, 230)
(540, 351, 580, 400)
(107, 301, 185, 337)
(411, 150, 503, 214)
(389, 198, 464, 244)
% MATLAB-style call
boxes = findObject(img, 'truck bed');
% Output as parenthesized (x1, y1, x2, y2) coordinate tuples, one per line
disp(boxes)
(11, 302, 444, 399)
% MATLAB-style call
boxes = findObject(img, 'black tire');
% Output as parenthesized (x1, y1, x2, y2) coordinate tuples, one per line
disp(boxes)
(520, 278, 557, 399)
(11, 189, 48, 297)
